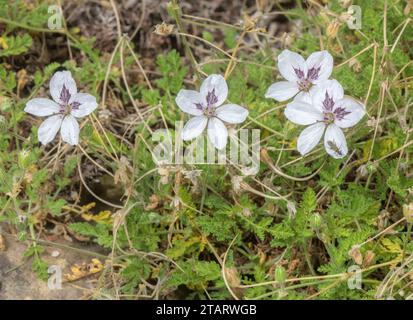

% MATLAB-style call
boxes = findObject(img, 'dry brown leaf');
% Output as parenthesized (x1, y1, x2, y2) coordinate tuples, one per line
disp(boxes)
(145, 194, 160, 211)
(64, 258, 104, 282)
(362, 250, 375, 268)
(348, 245, 363, 265)
(154, 22, 174, 36)
(17, 69, 28, 95)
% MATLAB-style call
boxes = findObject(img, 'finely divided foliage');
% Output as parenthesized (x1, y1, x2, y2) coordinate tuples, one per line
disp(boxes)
(1, 0, 412, 301)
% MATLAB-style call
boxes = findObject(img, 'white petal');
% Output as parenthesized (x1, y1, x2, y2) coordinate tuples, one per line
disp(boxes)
(37, 114, 63, 145)
(200, 74, 228, 107)
(305, 51, 333, 83)
(215, 104, 248, 124)
(24, 98, 60, 117)
(277, 50, 307, 82)
(175, 89, 204, 116)
(207, 117, 228, 150)
(285, 101, 324, 125)
(49, 71, 77, 104)
(324, 124, 348, 159)
(333, 97, 366, 128)
(293, 89, 315, 104)
(70, 93, 98, 118)
(297, 122, 325, 156)
(182, 116, 208, 140)
(312, 79, 344, 112)
(60, 115, 80, 146)
(265, 81, 299, 101)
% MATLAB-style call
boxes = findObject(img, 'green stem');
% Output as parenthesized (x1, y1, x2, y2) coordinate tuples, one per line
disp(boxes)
(302, 239, 316, 276)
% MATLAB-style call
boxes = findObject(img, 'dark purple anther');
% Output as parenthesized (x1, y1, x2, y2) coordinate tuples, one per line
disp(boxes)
(195, 102, 204, 110)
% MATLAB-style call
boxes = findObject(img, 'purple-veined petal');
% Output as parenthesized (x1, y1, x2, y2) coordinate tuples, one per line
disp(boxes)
(297, 122, 325, 156)
(312, 79, 344, 112)
(182, 116, 208, 140)
(175, 89, 204, 116)
(207, 117, 228, 150)
(215, 104, 248, 124)
(324, 124, 348, 159)
(24, 98, 60, 117)
(305, 51, 333, 83)
(60, 115, 80, 146)
(37, 114, 63, 145)
(69, 93, 98, 118)
(50, 71, 77, 104)
(265, 81, 299, 101)
(277, 50, 307, 82)
(333, 97, 365, 128)
(285, 101, 324, 125)
(200, 74, 228, 107)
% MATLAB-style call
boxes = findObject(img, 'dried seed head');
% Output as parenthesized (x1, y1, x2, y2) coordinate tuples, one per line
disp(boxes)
(154, 22, 174, 36)
(348, 245, 363, 265)
(349, 58, 362, 72)
(327, 19, 341, 38)
(225, 267, 241, 288)
(362, 250, 375, 268)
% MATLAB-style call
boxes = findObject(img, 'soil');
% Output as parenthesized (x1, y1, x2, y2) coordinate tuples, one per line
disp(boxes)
(0, 231, 101, 300)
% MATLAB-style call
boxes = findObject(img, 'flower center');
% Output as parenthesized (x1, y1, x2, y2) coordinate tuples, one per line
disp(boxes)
(203, 106, 216, 117)
(294, 66, 321, 92)
(323, 112, 335, 124)
(59, 101, 80, 116)
(298, 79, 312, 92)
(195, 89, 219, 118)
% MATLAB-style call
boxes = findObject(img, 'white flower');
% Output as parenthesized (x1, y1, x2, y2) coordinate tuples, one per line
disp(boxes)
(284, 80, 365, 159)
(24, 71, 97, 146)
(176, 74, 249, 150)
(265, 49, 334, 102)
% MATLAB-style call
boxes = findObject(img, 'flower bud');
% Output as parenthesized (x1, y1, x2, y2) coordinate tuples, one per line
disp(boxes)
(18, 149, 30, 169)
(309, 213, 322, 230)
(275, 265, 287, 284)
(403, 203, 413, 223)
(366, 162, 377, 174)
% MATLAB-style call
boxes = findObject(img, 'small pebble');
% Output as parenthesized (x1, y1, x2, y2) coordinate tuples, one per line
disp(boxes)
(51, 250, 60, 258)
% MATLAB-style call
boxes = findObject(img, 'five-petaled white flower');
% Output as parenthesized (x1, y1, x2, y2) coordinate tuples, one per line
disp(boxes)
(265, 49, 334, 102)
(24, 71, 97, 146)
(176, 74, 249, 150)
(284, 80, 365, 159)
